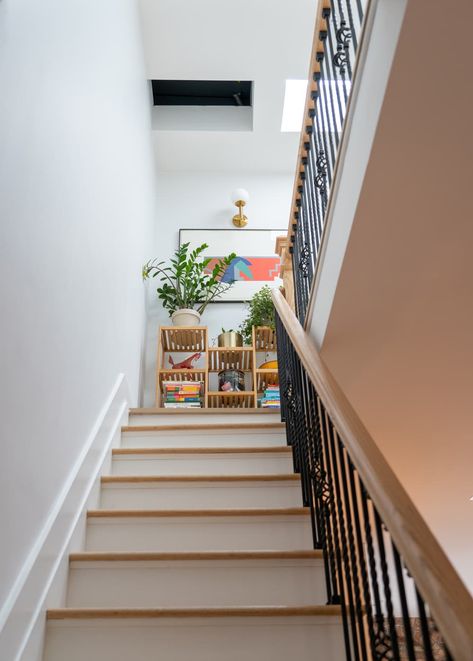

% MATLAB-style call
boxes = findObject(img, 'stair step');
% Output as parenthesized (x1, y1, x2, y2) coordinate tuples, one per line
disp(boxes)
(44, 607, 344, 661)
(66, 550, 325, 608)
(121, 428, 286, 448)
(127, 409, 281, 427)
(100, 474, 302, 509)
(111, 446, 293, 476)
(85, 508, 313, 552)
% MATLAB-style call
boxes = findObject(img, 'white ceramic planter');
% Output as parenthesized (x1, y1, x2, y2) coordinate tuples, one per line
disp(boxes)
(171, 308, 201, 326)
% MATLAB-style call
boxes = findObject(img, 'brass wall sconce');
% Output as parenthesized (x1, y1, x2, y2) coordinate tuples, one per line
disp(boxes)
(231, 188, 249, 228)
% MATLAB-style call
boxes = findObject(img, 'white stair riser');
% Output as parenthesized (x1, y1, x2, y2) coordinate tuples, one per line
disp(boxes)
(86, 516, 313, 552)
(127, 413, 281, 426)
(111, 453, 293, 476)
(44, 616, 344, 661)
(121, 430, 286, 448)
(67, 559, 326, 608)
(100, 482, 302, 509)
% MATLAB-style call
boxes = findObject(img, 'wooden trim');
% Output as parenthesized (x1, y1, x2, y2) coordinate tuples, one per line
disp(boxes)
(101, 474, 300, 484)
(47, 605, 341, 620)
(121, 422, 284, 432)
(129, 408, 278, 415)
(87, 507, 310, 518)
(272, 289, 473, 660)
(112, 446, 291, 456)
(69, 550, 323, 562)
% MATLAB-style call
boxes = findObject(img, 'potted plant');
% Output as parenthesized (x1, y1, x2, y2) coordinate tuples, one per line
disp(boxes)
(142, 243, 236, 326)
(239, 285, 275, 344)
(218, 327, 243, 347)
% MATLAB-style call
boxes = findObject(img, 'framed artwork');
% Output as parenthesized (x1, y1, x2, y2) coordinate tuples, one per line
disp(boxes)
(179, 229, 284, 302)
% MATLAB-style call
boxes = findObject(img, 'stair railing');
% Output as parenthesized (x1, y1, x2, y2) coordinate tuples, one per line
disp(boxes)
(272, 288, 473, 661)
(286, 0, 365, 324)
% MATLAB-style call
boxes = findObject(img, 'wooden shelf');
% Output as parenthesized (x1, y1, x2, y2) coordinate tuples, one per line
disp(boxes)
(253, 326, 277, 352)
(156, 325, 278, 408)
(207, 391, 256, 409)
(160, 326, 207, 352)
(255, 369, 279, 393)
(208, 347, 253, 372)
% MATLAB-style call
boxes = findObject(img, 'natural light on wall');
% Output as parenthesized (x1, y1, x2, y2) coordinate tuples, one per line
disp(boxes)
(281, 79, 308, 132)
(281, 79, 353, 133)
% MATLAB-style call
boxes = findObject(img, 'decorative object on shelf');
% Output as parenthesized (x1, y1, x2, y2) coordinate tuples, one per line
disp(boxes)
(239, 285, 276, 344)
(231, 188, 249, 228)
(218, 369, 245, 392)
(218, 329, 243, 347)
(179, 230, 283, 302)
(169, 352, 202, 369)
(142, 242, 236, 326)
(259, 359, 278, 370)
(162, 381, 202, 408)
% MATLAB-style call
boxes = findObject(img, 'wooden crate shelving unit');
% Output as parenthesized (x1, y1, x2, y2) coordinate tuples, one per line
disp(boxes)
(253, 326, 279, 408)
(156, 326, 208, 408)
(155, 325, 278, 409)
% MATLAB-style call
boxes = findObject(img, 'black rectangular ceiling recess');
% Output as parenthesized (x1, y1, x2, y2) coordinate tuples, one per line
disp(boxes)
(151, 80, 252, 107)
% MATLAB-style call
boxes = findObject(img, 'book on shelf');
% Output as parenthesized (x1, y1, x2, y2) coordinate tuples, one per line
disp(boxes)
(164, 402, 202, 408)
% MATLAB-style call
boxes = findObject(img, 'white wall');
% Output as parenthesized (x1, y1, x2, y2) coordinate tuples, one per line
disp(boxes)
(142, 171, 292, 406)
(0, 0, 156, 628)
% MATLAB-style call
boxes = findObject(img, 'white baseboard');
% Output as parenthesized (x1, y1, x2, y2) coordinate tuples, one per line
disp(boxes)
(0, 374, 130, 661)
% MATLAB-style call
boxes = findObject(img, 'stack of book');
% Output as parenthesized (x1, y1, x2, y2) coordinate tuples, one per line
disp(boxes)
(260, 384, 280, 409)
(162, 381, 202, 408)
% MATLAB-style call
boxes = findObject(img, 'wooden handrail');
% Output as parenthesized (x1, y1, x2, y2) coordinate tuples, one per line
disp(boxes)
(272, 288, 473, 661)
(286, 0, 331, 242)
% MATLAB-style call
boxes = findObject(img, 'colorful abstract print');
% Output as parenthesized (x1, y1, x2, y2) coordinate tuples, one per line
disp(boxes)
(206, 256, 281, 282)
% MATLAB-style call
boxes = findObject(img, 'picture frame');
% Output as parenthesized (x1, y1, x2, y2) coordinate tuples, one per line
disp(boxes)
(179, 229, 284, 302)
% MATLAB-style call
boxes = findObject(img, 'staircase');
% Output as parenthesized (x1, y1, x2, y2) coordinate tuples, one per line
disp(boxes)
(42, 410, 344, 661)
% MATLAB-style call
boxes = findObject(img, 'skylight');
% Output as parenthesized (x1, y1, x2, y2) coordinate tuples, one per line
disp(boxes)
(281, 80, 308, 132)
(281, 79, 353, 133)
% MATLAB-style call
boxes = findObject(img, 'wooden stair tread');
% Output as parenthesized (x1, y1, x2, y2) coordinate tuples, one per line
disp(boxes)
(101, 474, 300, 484)
(129, 408, 278, 415)
(87, 507, 310, 518)
(47, 605, 341, 620)
(69, 550, 323, 562)
(112, 446, 291, 456)
(122, 423, 284, 432)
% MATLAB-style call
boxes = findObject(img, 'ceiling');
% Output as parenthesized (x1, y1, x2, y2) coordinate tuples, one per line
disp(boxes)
(138, 0, 317, 172)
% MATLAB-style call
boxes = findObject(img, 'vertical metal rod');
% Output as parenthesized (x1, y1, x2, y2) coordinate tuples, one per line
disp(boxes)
(373, 509, 401, 660)
(326, 423, 360, 659)
(416, 589, 435, 661)
(338, 442, 368, 660)
(321, 410, 353, 661)
(391, 542, 417, 661)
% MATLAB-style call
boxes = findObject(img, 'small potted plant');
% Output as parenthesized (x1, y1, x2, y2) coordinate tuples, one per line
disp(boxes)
(143, 243, 236, 326)
(218, 327, 243, 347)
(238, 285, 275, 344)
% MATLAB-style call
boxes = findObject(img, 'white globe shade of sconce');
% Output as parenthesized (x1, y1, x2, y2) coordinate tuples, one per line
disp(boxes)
(231, 188, 249, 228)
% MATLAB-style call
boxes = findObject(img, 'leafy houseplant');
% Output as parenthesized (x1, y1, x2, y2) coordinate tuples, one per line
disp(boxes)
(142, 243, 236, 326)
(239, 285, 275, 344)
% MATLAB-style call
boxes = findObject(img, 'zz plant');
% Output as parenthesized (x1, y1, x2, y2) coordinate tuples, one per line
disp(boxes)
(239, 285, 275, 344)
(142, 243, 236, 316)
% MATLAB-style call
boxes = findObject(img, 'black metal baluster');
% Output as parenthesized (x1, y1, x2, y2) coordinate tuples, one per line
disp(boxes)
(373, 509, 401, 660)
(338, 443, 368, 660)
(320, 410, 353, 660)
(314, 394, 341, 605)
(360, 486, 392, 659)
(346, 459, 378, 658)
(392, 542, 417, 661)
(416, 589, 435, 661)
(326, 424, 361, 659)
